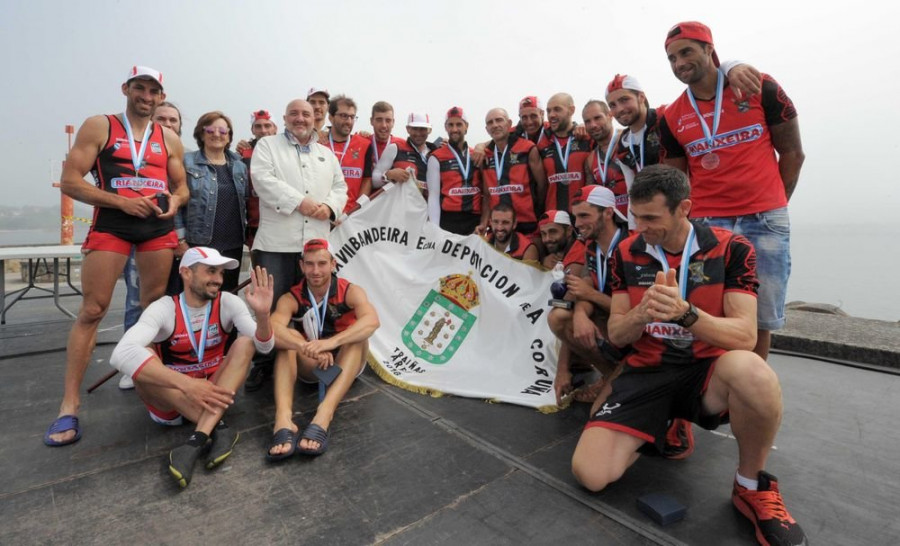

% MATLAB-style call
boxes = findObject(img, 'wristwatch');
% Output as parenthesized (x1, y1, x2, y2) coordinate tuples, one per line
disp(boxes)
(673, 303, 699, 328)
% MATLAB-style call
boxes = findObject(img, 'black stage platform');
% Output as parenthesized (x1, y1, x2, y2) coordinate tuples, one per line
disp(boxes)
(1, 289, 897, 545)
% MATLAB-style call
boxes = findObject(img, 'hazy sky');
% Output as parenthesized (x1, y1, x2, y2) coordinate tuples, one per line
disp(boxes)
(3, 0, 899, 227)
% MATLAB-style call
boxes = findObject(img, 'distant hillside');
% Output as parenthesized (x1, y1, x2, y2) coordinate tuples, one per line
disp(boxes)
(0, 203, 93, 230)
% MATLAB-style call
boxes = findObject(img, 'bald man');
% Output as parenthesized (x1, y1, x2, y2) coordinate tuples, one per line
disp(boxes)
(536, 93, 593, 213)
(246, 99, 348, 389)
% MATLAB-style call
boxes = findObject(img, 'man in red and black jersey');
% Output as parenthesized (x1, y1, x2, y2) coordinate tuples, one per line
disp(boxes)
(372, 112, 438, 194)
(240, 109, 278, 249)
(572, 165, 806, 546)
(514, 95, 549, 144)
(536, 93, 593, 213)
(109, 247, 274, 487)
(319, 95, 371, 214)
(481, 108, 547, 235)
(547, 187, 628, 406)
(484, 204, 538, 261)
(538, 210, 585, 275)
(45, 66, 189, 447)
(661, 21, 805, 362)
(267, 239, 380, 459)
(581, 100, 628, 221)
(362, 101, 405, 185)
(426, 107, 488, 235)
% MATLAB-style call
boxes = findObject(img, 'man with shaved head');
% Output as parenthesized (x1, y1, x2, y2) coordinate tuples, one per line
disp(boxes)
(246, 98, 348, 389)
(536, 93, 593, 213)
(481, 107, 546, 235)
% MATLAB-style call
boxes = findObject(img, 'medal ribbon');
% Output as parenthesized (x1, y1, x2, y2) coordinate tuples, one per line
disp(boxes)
(686, 68, 725, 155)
(595, 129, 618, 184)
(372, 135, 392, 164)
(493, 143, 508, 183)
(178, 295, 211, 364)
(553, 134, 572, 171)
(122, 112, 152, 175)
(329, 133, 349, 166)
(307, 282, 331, 339)
(627, 132, 645, 172)
(449, 145, 472, 184)
(654, 224, 696, 301)
(596, 228, 623, 294)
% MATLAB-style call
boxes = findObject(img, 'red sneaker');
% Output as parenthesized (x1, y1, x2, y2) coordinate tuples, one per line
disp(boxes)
(662, 418, 694, 460)
(732, 471, 808, 546)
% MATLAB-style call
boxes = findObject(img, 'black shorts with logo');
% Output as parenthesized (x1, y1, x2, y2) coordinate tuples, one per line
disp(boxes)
(585, 357, 728, 454)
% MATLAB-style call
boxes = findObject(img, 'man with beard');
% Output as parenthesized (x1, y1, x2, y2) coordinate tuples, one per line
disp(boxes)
(481, 108, 546, 235)
(484, 204, 538, 261)
(319, 95, 370, 213)
(372, 112, 437, 194)
(538, 209, 585, 276)
(246, 99, 347, 390)
(571, 165, 806, 546)
(109, 248, 274, 488)
(660, 21, 804, 362)
(536, 93, 593, 213)
(426, 107, 487, 235)
(45, 66, 188, 446)
(581, 100, 628, 221)
(548, 186, 628, 406)
(267, 239, 380, 459)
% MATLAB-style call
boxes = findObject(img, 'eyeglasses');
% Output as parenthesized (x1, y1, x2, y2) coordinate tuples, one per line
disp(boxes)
(334, 113, 358, 121)
(204, 126, 229, 135)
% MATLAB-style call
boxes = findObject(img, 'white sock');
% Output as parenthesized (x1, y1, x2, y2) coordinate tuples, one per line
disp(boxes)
(736, 471, 758, 491)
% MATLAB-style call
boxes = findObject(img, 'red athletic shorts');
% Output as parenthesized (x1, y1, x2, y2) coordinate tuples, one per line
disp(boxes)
(82, 230, 177, 256)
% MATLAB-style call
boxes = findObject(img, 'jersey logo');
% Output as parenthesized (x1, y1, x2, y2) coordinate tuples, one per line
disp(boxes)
(402, 273, 479, 365)
(685, 124, 764, 157)
(150, 142, 162, 154)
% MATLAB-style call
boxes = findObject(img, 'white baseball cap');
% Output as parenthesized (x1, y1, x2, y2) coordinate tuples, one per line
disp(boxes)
(539, 210, 572, 227)
(307, 87, 330, 100)
(575, 185, 628, 223)
(180, 247, 239, 270)
(407, 112, 432, 129)
(125, 65, 164, 89)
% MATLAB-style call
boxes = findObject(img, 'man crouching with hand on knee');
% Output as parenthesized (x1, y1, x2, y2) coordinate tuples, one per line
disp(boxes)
(110, 247, 273, 488)
(267, 238, 379, 460)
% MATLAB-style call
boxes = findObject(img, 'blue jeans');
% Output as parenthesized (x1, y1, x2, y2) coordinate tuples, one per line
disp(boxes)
(123, 249, 142, 331)
(698, 207, 791, 331)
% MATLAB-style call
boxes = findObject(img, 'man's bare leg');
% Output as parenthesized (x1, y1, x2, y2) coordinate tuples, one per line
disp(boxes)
(50, 250, 128, 444)
(298, 340, 367, 452)
(134, 248, 173, 308)
(572, 426, 644, 492)
(268, 349, 307, 456)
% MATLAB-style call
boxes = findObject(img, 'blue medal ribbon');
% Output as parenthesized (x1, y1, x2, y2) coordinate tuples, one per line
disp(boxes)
(654, 224, 696, 301)
(553, 134, 572, 170)
(122, 112, 152, 176)
(493, 143, 508, 182)
(595, 228, 623, 294)
(178, 295, 211, 364)
(595, 129, 618, 184)
(686, 69, 725, 155)
(307, 282, 331, 339)
(449, 144, 471, 184)
(627, 131, 645, 173)
(328, 133, 349, 166)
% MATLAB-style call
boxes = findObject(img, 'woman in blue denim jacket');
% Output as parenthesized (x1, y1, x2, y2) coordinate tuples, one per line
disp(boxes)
(173, 111, 248, 293)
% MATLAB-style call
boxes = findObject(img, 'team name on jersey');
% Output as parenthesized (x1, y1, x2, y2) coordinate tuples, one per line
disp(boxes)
(685, 124, 764, 157)
(488, 185, 524, 195)
(644, 322, 694, 341)
(342, 166, 363, 179)
(165, 355, 224, 374)
(110, 177, 167, 191)
(448, 187, 481, 196)
(547, 172, 582, 185)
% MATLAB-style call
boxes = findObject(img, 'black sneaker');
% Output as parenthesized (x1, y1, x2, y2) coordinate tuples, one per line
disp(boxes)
(732, 471, 808, 546)
(244, 363, 271, 392)
(206, 426, 240, 469)
(168, 442, 207, 488)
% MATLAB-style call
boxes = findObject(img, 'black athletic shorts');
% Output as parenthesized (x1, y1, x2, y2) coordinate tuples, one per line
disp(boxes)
(585, 357, 728, 453)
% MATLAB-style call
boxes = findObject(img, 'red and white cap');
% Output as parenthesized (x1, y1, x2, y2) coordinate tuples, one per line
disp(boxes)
(445, 106, 468, 123)
(665, 21, 719, 67)
(251, 109, 272, 123)
(303, 238, 332, 255)
(407, 112, 432, 129)
(538, 210, 572, 227)
(125, 65, 163, 89)
(605, 74, 643, 99)
(573, 185, 628, 223)
(306, 87, 330, 100)
(180, 247, 239, 270)
(518, 96, 543, 110)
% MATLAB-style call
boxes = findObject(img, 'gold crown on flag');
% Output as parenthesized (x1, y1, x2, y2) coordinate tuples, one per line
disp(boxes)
(439, 273, 480, 311)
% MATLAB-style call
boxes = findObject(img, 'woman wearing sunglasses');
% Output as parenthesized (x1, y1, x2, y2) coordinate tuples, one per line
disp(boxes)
(174, 111, 249, 293)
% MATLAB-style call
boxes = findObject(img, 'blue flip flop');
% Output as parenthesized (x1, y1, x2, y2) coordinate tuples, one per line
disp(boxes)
(265, 427, 299, 462)
(44, 415, 82, 447)
(297, 423, 329, 456)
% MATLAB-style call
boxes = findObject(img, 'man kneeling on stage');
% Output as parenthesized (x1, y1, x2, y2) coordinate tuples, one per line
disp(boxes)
(267, 239, 379, 459)
(110, 247, 273, 488)
(571, 165, 806, 546)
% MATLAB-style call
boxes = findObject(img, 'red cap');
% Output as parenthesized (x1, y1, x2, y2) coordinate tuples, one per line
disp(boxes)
(665, 21, 719, 67)
(445, 106, 468, 123)
(251, 109, 271, 123)
(518, 96, 542, 110)
(303, 238, 332, 254)
(538, 210, 571, 227)
(606, 74, 643, 99)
